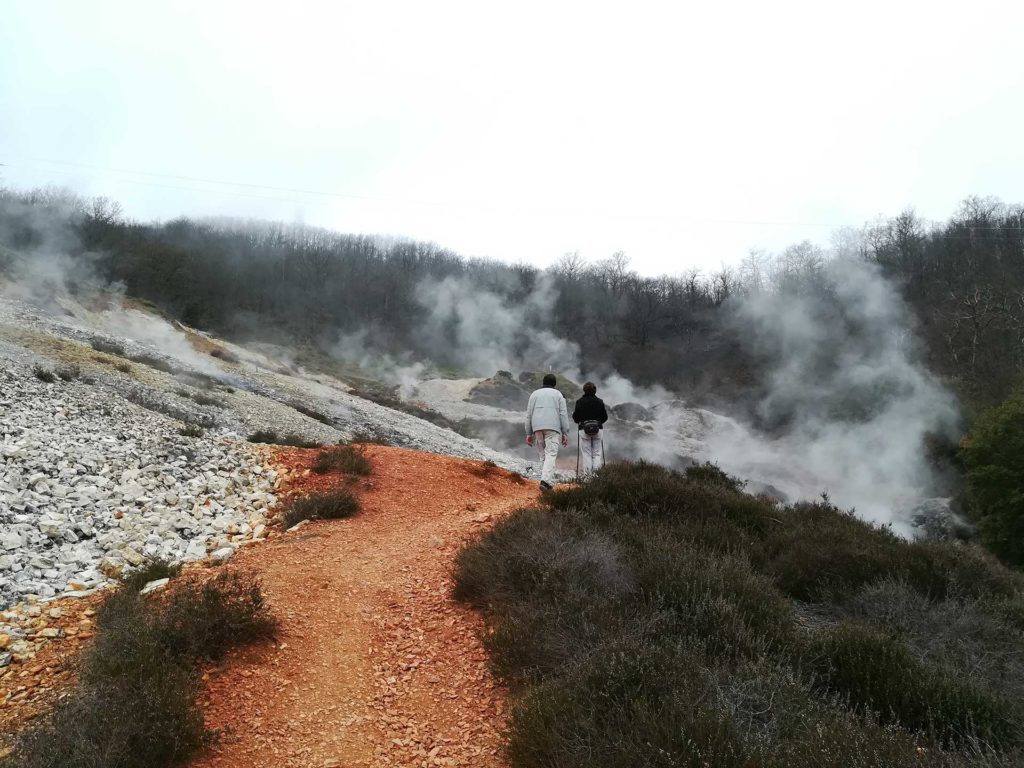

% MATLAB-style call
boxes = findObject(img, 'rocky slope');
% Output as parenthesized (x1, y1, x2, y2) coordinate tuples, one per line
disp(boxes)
(0, 292, 547, 652)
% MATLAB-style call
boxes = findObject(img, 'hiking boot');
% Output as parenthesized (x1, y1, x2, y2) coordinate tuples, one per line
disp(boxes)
(539, 480, 553, 493)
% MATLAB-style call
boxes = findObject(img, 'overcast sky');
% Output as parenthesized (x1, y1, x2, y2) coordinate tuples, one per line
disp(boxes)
(2, 1, 1022, 275)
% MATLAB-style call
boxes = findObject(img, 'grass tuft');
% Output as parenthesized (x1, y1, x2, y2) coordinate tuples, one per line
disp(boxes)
(281, 487, 359, 528)
(310, 444, 372, 476)
(247, 430, 322, 448)
(90, 338, 125, 356)
(31, 364, 56, 383)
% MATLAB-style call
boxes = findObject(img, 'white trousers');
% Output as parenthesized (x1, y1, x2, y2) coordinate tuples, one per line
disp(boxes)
(534, 429, 560, 485)
(579, 431, 604, 476)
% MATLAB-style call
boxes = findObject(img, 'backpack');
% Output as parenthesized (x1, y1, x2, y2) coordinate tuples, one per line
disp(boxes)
(581, 420, 601, 436)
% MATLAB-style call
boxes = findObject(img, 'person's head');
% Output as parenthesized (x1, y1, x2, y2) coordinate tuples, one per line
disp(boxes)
(542, 373, 557, 388)
(583, 381, 597, 396)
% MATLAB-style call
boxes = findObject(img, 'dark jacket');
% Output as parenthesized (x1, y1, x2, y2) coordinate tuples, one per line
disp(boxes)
(572, 394, 609, 429)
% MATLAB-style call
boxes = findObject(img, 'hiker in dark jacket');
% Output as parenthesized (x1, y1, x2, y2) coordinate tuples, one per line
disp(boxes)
(572, 382, 608, 477)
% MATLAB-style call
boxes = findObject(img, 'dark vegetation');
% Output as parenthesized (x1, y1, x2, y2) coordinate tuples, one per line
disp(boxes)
(31, 365, 56, 383)
(208, 346, 239, 363)
(175, 388, 224, 408)
(1, 188, 1021, 412)
(455, 462, 1024, 767)
(281, 487, 360, 528)
(468, 459, 500, 478)
(177, 423, 205, 438)
(963, 390, 1024, 566)
(246, 430, 321, 448)
(121, 558, 182, 592)
(2, 568, 276, 768)
(350, 382, 457, 430)
(127, 352, 176, 374)
(89, 338, 125, 356)
(310, 443, 372, 476)
(350, 429, 391, 445)
(55, 364, 80, 381)
(123, 388, 217, 428)
(289, 401, 333, 425)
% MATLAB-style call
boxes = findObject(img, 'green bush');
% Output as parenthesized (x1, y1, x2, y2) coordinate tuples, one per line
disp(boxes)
(282, 487, 359, 528)
(3, 573, 275, 768)
(635, 540, 794, 659)
(963, 388, 1024, 566)
(809, 622, 1019, 746)
(455, 459, 1024, 766)
(155, 572, 277, 661)
(311, 444, 372, 476)
(509, 641, 747, 768)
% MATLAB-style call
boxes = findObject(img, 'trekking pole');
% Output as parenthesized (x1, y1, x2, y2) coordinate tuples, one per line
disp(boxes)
(576, 430, 581, 483)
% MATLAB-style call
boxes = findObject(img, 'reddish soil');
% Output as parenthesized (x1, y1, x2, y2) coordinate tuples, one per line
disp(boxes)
(190, 445, 539, 768)
(0, 592, 104, 737)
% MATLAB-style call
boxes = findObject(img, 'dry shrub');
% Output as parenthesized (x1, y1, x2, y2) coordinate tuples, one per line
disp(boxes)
(2, 572, 275, 768)
(311, 444, 372, 476)
(282, 487, 360, 528)
(247, 430, 321, 448)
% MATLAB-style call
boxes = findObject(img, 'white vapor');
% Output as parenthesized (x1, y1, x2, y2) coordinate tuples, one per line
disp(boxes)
(414, 274, 580, 375)
(330, 328, 426, 398)
(703, 257, 959, 533)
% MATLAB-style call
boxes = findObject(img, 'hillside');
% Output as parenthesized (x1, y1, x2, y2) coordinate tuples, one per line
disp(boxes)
(0, 284, 1021, 767)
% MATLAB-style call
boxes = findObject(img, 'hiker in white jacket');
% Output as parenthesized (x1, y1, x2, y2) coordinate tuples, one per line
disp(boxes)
(525, 373, 571, 491)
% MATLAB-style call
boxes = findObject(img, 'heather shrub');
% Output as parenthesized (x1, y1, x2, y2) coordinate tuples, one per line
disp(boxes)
(121, 558, 181, 592)
(247, 430, 321, 448)
(3, 573, 275, 768)
(456, 459, 1024, 766)
(32, 364, 56, 383)
(282, 487, 359, 528)
(809, 622, 1020, 746)
(311, 444, 371, 476)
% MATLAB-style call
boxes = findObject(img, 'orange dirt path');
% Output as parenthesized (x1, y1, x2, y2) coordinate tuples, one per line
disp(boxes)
(190, 445, 539, 768)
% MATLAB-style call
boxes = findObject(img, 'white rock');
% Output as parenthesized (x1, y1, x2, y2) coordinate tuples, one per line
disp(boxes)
(209, 547, 234, 564)
(139, 578, 170, 595)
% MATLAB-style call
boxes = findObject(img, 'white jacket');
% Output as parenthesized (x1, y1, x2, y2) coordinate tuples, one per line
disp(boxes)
(525, 387, 571, 435)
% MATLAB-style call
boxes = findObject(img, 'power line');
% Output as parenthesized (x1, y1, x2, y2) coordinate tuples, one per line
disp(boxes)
(3, 155, 1023, 235)
(0, 155, 863, 228)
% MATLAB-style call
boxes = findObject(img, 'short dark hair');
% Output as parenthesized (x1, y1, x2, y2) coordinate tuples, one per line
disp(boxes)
(542, 373, 557, 387)
(583, 381, 596, 396)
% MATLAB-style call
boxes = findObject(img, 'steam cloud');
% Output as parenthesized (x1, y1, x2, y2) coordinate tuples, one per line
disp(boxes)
(331, 328, 426, 398)
(707, 257, 960, 533)
(413, 274, 581, 375)
(395, 257, 959, 534)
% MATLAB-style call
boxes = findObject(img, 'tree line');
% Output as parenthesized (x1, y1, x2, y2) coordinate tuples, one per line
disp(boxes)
(1, 186, 1022, 409)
